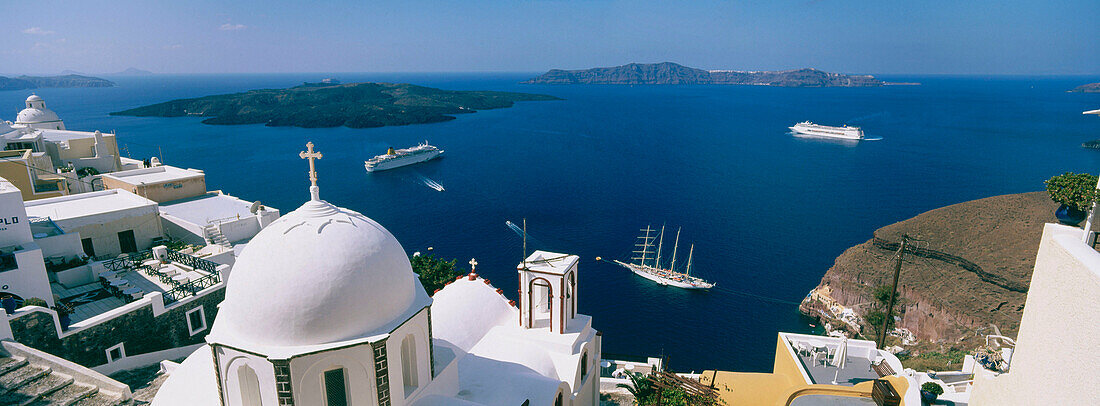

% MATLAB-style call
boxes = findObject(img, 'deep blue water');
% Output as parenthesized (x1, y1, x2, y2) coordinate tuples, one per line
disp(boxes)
(4, 73, 1100, 373)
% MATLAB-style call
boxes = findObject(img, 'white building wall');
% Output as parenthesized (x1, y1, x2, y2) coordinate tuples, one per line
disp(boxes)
(970, 223, 1100, 405)
(3, 244, 55, 306)
(289, 344, 378, 406)
(215, 347, 279, 406)
(387, 308, 432, 406)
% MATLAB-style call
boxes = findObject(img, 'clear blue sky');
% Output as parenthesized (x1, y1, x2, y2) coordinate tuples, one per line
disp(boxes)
(3, 0, 1097, 75)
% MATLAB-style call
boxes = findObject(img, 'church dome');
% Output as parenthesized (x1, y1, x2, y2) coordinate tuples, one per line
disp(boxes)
(16, 95, 62, 127)
(16, 108, 60, 125)
(211, 195, 420, 348)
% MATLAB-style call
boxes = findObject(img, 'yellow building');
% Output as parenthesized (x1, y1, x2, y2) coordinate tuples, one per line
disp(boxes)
(0, 149, 69, 201)
(700, 333, 917, 406)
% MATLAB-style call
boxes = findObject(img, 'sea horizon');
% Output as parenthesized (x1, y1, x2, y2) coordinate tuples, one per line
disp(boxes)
(4, 73, 1100, 373)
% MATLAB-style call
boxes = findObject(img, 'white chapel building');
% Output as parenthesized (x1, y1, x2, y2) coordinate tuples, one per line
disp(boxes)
(153, 143, 600, 406)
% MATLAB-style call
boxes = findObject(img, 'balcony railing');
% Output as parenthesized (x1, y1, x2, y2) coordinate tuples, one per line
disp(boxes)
(102, 249, 223, 305)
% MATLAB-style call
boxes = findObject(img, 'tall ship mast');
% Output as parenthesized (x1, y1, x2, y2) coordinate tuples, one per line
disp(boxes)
(614, 224, 714, 289)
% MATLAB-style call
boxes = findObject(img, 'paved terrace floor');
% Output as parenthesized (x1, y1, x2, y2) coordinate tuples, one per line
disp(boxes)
(796, 352, 877, 387)
(51, 260, 214, 323)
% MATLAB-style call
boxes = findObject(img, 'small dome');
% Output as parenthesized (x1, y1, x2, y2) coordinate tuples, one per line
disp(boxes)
(211, 198, 420, 348)
(16, 108, 60, 125)
(25, 94, 42, 102)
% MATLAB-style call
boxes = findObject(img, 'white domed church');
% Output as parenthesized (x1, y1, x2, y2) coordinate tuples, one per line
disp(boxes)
(15, 94, 66, 130)
(153, 143, 601, 406)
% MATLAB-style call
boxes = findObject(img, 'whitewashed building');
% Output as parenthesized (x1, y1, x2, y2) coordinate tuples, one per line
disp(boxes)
(0, 177, 55, 307)
(153, 144, 600, 406)
(24, 189, 163, 258)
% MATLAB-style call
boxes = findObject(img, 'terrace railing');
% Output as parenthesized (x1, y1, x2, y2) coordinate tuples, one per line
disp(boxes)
(161, 273, 221, 305)
(102, 249, 224, 305)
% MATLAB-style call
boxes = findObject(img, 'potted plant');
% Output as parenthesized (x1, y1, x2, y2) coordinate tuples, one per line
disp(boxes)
(920, 381, 944, 403)
(1044, 172, 1100, 225)
(1, 295, 16, 314)
(54, 302, 74, 331)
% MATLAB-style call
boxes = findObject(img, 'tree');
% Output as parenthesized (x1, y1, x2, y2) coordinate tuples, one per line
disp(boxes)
(409, 254, 464, 295)
(1045, 172, 1100, 212)
(617, 372, 720, 406)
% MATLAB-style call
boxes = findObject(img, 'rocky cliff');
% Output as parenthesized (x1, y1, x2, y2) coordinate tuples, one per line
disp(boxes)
(522, 62, 883, 87)
(805, 192, 1059, 343)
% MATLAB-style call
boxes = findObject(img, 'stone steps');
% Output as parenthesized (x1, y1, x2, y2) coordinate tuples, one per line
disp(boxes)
(29, 382, 99, 406)
(0, 356, 130, 406)
(0, 363, 51, 394)
(0, 373, 73, 405)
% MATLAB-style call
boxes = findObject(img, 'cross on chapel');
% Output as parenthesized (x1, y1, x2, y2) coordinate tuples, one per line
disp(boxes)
(469, 258, 478, 272)
(300, 142, 323, 200)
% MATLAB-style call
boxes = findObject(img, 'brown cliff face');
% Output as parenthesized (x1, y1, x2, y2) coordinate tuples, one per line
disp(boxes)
(814, 192, 1059, 342)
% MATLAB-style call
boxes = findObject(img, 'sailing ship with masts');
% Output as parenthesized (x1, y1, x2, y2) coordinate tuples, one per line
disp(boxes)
(613, 225, 715, 289)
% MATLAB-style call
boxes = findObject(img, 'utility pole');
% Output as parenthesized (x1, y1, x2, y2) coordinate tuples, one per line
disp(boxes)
(877, 234, 908, 349)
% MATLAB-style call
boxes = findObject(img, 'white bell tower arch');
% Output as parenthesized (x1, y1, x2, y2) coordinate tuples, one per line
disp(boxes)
(517, 251, 579, 334)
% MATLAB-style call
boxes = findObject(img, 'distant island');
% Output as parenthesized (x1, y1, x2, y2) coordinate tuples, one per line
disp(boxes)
(522, 62, 884, 87)
(1083, 139, 1100, 149)
(113, 67, 154, 76)
(0, 74, 116, 91)
(1070, 83, 1100, 93)
(110, 82, 560, 129)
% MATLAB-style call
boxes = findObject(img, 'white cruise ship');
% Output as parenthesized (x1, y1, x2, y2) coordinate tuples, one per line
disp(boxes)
(610, 225, 715, 290)
(789, 121, 865, 140)
(364, 142, 443, 172)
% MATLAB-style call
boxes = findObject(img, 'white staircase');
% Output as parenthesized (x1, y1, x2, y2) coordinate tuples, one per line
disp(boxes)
(202, 224, 231, 249)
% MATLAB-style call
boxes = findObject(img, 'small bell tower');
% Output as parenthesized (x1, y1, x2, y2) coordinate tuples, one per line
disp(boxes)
(517, 250, 579, 334)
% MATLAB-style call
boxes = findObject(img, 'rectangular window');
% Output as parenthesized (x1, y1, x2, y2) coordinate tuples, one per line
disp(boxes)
(323, 368, 348, 406)
(106, 343, 125, 363)
(81, 238, 95, 258)
(118, 230, 137, 253)
(186, 306, 207, 336)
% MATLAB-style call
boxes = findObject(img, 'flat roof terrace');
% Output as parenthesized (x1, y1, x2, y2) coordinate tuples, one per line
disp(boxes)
(782, 333, 891, 387)
(52, 250, 222, 323)
(101, 165, 204, 185)
(25, 189, 157, 221)
(160, 192, 272, 225)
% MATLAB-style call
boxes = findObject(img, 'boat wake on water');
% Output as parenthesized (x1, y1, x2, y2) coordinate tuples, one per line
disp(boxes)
(414, 173, 445, 192)
(506, 220, 546, 248)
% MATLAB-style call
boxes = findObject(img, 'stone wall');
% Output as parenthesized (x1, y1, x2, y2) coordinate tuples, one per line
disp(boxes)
(8, 286, 224, 368)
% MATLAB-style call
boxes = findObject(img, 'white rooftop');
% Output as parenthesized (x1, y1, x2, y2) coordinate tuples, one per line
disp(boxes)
(102, 165, 204, 185)
(519, 250, 578, 275)
(25, 189, 157, 221)
(35, 128, 111, 142)
(159, 192, 270, 225)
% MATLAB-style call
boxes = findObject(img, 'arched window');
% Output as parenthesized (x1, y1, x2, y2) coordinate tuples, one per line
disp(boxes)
(401, 334, 419, 396)
(237, 364, 261, 406)
(323, 368, 348, 406)
(580, 350, 589, 381)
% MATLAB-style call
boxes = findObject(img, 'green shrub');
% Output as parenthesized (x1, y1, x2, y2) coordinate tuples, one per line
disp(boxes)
(22, 297, 48, 307)
(410, 255, 464, 295)
(921, 381, 944, 396)
(1044, 172, 1100, 212)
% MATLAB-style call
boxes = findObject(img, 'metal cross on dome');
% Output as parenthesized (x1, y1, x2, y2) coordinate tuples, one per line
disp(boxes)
(299, 142, 323, 187)
(469, 258, 478, 272)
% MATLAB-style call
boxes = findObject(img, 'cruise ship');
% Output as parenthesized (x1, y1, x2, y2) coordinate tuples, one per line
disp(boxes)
(789, 121, 865, 140)
(364, 142, 443, 172)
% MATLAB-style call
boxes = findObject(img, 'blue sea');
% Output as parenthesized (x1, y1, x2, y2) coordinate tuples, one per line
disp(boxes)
(4, 73, 1100, 373)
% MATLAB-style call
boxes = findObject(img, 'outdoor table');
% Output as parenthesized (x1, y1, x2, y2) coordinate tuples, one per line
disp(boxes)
(123, 288, 143, 300)
(109, 279, 131, 293)
(172, 275, 190, 284)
